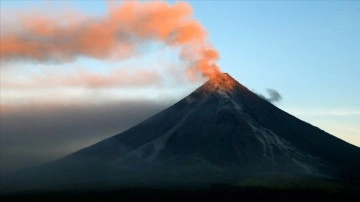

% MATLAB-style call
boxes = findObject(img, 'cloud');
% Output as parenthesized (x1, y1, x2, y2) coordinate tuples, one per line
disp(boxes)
(265, 88, 282, 103)
(287, 108, 360, 116)
(1, 68, 162, 89)
(0, 1, 220, 78)
(0, 1, 222, 175)
(0, 100, 173, 173)
(256, 88, 282, 103)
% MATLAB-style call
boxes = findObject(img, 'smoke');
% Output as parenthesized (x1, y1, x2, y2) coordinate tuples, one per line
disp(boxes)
(1, 68, 161, 89)
(257, 88, 282, 103)
(0, 100, 172, 173)
(0, 1, 220, 79)
(266, 89, 282, 103)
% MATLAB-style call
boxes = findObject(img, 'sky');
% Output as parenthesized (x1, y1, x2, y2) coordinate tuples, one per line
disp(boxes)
(0, 0, 359, 173)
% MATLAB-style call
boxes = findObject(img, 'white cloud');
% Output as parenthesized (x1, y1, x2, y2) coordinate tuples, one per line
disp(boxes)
(286, 108, 360, 116)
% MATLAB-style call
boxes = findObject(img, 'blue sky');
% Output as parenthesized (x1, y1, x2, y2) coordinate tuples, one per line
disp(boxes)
(191, 1, 360, 146)
(1, 0, 359, 146)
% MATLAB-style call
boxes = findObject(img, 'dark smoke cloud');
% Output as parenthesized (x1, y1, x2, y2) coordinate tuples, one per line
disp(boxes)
(256, 88, 282, 103)
(266, 88, 282, 103)
(0, 100, 173, 173)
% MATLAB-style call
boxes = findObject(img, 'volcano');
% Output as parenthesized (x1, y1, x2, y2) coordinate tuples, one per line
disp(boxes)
(2, 73, 360, 192)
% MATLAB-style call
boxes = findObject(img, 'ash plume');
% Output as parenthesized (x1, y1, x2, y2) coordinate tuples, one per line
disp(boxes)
(0, 1, 220, 79)
(266, 88, 282, 103)
(257, 88, 282, 103)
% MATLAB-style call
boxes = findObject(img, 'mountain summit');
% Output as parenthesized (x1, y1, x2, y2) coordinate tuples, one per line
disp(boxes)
(3, 73, 360, 191)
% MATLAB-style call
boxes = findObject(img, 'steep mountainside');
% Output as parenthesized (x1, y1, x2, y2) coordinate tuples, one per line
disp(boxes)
(2, 73, 360, 191)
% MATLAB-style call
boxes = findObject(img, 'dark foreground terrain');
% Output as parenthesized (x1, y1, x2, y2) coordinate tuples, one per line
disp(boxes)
(1, 186, 359, 202)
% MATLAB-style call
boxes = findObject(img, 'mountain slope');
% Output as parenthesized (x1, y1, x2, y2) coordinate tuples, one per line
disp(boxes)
(53, 73, 360, 179)
(2, 73, 360, 191)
